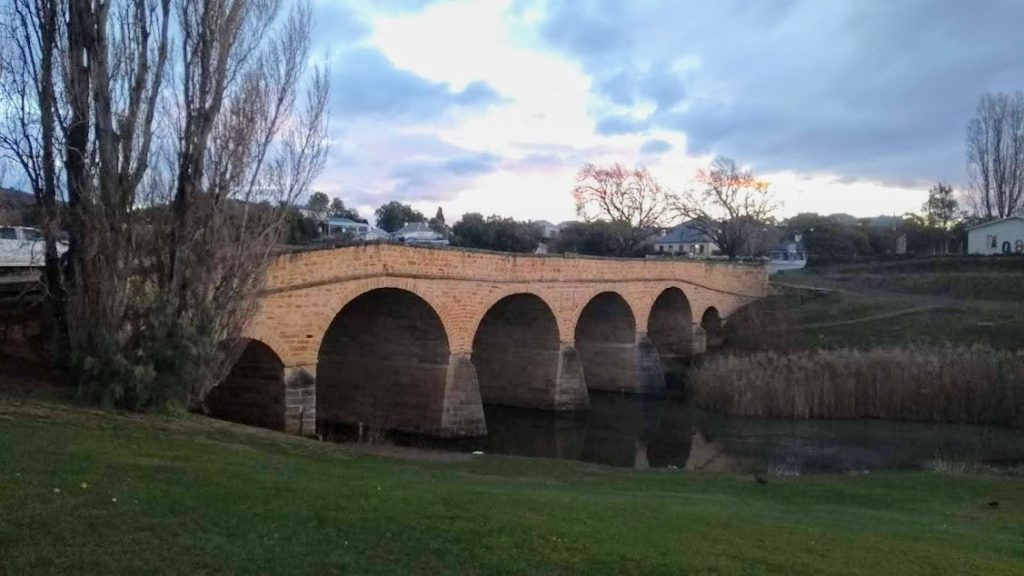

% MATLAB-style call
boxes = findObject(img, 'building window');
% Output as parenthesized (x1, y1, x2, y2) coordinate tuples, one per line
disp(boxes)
(988, 235, 997, 249)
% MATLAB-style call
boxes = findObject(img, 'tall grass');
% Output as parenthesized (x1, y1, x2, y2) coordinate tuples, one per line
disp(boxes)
(693, 346, 1024, 428)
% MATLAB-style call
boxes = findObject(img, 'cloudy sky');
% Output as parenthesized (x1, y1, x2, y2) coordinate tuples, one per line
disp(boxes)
(312, 0, 1024, 224)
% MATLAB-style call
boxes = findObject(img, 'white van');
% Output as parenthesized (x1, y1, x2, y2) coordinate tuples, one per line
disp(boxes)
(0, 226, 66, 268)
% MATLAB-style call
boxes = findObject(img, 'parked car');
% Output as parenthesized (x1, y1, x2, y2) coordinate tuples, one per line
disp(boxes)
(0, 226, 67, 268)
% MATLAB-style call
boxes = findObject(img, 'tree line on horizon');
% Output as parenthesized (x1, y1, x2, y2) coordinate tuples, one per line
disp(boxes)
(291, 156, 973, 262)
(297, 89, 1023, 261)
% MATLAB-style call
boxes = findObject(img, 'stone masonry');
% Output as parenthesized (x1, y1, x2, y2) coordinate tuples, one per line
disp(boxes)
(228, 243, 768, 437)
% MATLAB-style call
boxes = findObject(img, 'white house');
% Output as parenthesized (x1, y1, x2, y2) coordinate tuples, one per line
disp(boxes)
(323, 217, 389, 241)
(966, 217, 1024, 255)
(532, 220, 560, 239)
(654, 222, 718, 256)
(767, 233, 808, 274)
(392, 221, 448, 246)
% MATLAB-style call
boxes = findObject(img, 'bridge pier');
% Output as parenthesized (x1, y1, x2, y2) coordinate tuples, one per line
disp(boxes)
(554, 343, 590, 410)
(692, 325, 708, 356)
(283, 365, 316, 436)
(440, 353, 488, 437)
(577, 333, 667, 396)
(634, 333, 668, 396)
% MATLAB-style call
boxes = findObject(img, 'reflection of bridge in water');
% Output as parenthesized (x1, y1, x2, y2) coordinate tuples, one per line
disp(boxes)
(481, 392, 709, 469)
(206, 244, 768, 438)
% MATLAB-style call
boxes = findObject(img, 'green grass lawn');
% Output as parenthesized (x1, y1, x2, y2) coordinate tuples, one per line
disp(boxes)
(1, 395, 1023, 575)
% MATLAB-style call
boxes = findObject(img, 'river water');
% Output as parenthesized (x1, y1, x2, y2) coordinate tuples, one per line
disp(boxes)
(378, 390, 1024, 474)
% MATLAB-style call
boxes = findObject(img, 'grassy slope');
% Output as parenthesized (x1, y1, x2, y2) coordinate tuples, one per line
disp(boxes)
(1, 397, 1023, 575)
(762, 268, 1024, 351)
(784, 257, 1024, 302)
(798, 301, 1024, 350)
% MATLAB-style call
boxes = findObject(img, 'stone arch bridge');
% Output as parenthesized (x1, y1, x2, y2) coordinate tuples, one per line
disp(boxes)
(206, 244, 768, 437)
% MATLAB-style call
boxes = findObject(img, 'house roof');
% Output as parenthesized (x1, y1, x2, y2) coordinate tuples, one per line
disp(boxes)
(656, 222, 712, 244)
(965, 216, 1024, 232)
(394, 221, 435, 235)
(326, 217, 365, 226)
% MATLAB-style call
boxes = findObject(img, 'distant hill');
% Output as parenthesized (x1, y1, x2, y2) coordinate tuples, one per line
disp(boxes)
(0, 187, 34, 208)
(0, 187, 36, 226)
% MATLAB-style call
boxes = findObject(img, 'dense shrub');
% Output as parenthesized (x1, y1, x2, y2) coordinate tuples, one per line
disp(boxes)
(693, 346, 1024, 428)
(76, 298, 220, 412)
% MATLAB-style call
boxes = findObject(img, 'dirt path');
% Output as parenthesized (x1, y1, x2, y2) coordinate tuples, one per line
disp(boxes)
(794, 303, 940, 329)
(771, 278, 955, 330)
(771, 279, 964, 307)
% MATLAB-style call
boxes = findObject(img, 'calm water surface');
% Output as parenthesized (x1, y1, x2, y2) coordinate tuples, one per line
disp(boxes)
(377, 390, 1024, 474)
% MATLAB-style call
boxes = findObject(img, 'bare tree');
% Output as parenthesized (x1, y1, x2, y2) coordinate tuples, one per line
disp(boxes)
(966, 91, 1024, 219)
(672, 157, 779, 259)
(0, 0, 329, 410)
(572, 163, 669, 252)
(0, 0, 71, 360)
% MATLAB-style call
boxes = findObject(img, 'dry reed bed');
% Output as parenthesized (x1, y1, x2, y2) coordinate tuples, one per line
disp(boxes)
(693, 346, 1024, 428)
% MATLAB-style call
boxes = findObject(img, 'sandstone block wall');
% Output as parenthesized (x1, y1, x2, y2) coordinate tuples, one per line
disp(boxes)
(247, 244, 768, 367)
(225, 244, 768, 436)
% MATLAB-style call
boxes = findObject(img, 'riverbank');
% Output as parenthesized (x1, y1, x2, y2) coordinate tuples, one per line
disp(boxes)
(1, 393, 1022, 575)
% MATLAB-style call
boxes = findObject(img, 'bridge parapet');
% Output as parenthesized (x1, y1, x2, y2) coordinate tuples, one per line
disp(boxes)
(265, 243, 766, 295)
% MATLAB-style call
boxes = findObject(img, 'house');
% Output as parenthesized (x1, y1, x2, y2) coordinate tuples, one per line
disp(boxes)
(532, 220, 560, 239)
(966, 217, 1024, 255)
(362, 227, 391, 241)
(653, 222, 718, 256)
(323, 217, 389, 241)
(767, 233, 808, 274)
(392, 221, 448, 246)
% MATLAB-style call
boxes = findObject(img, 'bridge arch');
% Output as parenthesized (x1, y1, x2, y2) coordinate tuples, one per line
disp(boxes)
(647, 287, 695, 362)
(701, 306, 724, 349)
(316, 287, 454, 436)
(574, 291, 638, 392)
(295, 278, 457, 367)
(472, 293, 564, 409)
(205, 338, 287, 431)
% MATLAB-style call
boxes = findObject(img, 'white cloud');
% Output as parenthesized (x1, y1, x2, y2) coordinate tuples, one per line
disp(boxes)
(311, 0, 958, 226)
